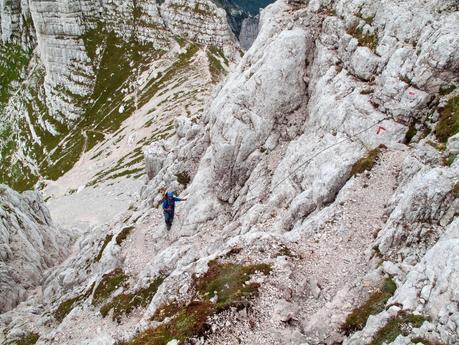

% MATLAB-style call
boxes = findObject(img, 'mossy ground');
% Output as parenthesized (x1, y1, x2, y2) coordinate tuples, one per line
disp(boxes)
(54, 283, 95, 322)
(116, 226, 134, 246)
(93, 268, 128, 305)
(411, 337, 445, 345)
(369, 312, 427, 345)
(122, 261, 272, 345)
(6, 333, 39, 345)
(436, 96, 459, 143)
(194, 261, 272, 311)
(0, 43, 31, 106)
(100, 276, 164, 321)
(120, 301, 214, 345)
(347, 24, 378, 50)
(350, 147, 381, 177)
(446, 153, 457, 166)
(95, 234, 114, 262)
(341, 277, 397, 335)
(452, 182, 459, 198)
(151, 302, 184, 322)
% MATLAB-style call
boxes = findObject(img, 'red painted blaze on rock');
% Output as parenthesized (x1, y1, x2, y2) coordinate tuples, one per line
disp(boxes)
(376, 126, 386, 135)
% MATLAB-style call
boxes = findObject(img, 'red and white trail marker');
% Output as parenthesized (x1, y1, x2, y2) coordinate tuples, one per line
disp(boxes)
(376, 126, 386, 135)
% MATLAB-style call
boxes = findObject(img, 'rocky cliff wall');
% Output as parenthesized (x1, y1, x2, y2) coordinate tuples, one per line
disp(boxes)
(0, 184, 71, 313)
(239, 14, 259, 50)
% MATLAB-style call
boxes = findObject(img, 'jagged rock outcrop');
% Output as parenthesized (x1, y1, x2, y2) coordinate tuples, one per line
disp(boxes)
(376, 144, 459, 262)
(0, 184, 71, 313)
(1, 0, 459, 345)
(346, 218, 459, 344)
(239, 15, 259, 50)
(161, 0, 237, 48)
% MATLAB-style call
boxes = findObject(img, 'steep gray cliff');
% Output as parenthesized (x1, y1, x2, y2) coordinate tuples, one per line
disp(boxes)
(0, 184, 71, 313)
(239, 15, 259, 50)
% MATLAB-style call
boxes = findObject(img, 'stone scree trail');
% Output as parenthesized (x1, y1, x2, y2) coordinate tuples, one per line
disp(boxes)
(201, 148, 407, 345)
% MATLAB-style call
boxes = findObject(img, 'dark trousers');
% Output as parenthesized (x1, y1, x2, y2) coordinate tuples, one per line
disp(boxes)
(164, 210, 174, 228)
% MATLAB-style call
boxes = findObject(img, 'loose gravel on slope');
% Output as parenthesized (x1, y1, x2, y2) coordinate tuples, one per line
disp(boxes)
(204, 149, 407, 345)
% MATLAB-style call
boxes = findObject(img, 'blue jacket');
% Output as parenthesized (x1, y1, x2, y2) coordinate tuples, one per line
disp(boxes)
(162, 197, 182, 213)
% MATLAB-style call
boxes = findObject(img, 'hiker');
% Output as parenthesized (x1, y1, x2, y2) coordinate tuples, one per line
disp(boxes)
(162, 191, 187, 230)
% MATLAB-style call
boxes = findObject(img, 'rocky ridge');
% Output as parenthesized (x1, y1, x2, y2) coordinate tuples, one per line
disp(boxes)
(1, 0, 459, 345)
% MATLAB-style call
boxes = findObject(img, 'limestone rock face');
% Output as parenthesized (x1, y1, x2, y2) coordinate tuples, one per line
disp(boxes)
(160, 0, 237, 47)
(376, 147, 459, 262)
(0, 184, 71, 313)
(1, 0, 459, 345)
(239, 15, 259, 50)
(0, 0, 34, 47)
(29, 0, 96, 121)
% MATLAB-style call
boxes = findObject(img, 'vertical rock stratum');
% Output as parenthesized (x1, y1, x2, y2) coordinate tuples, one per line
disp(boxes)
(0, 0, 459, 345)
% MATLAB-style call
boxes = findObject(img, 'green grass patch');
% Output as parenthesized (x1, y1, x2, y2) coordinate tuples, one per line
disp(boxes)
(151, 302, 184, 322)
(120, 301, 214, 345)
(54, 283, 95, 322)
(341, 277, 397, 335)
(54, 295, 83, 323)
(446, 153, 457, 166)
(404, 123, 417, 144)
(175, 36, 186, 48)
(95, 233, 114, 262)
(276, 245, 300, 259)
(0, 25, 163, 191)
(452, 182, 459, 198)
(436, 96, 459, 143)
(194, 261, 272, 311)
(350, 147, 381, 177)
(100, 276, 164, 321)
(207, 50, 225, 83)
(122, 261, 272, 344)
(439, 84, 456, 96)
(138, 43, 199, 109)
(93, 268, 128, 305)
(208, 45, 229, 66)
(116, 226, 135, 246)
(6, 333, 39, 345)
(427, 140, 446, 152)
(0, 43, 31, 106)
(369, 311, 427, 345)
(411, 337, 444, 345)
(347, 24, 378, 51)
